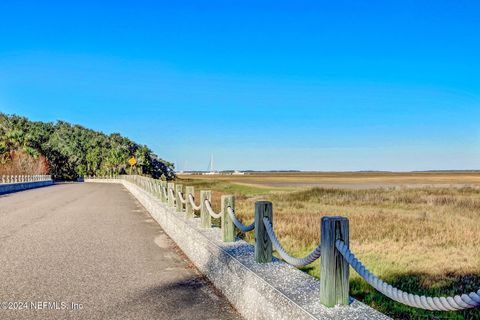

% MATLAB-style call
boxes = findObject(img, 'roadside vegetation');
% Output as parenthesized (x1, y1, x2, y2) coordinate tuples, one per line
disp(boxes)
(0, 113, 174, 180)
(179, 176, 480, 319)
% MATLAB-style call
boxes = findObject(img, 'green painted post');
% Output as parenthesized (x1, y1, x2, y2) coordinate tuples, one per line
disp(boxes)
(320, 216, 350, 307)
(154, 180, 161, 198)
(158, 181, 163, 202)
(185, 186, 194, 218)
(200, 190, 212, 228)
(160, 181, 167, 203)
(254, 201, 273, 263)
(221, 195, 235, 242)
(158, 181, 163, 200)
(167, 182, 175, 207)
(175, 184, 183, 212)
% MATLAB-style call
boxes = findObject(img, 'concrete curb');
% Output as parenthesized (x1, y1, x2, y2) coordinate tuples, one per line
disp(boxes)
(87, 179, 390, 320)
(0, 181, 54, 195)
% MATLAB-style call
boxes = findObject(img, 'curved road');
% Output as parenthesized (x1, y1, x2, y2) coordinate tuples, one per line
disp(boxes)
(0, 183, 240, 320)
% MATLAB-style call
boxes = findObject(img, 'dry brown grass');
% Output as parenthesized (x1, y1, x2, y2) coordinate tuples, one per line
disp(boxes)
(179, 173, 480, 319)
(244, 187, 480, 272)
(181, 171, 480, 189)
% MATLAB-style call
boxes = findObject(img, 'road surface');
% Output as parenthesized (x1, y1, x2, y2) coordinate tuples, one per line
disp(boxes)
(0, 183, 241, 319)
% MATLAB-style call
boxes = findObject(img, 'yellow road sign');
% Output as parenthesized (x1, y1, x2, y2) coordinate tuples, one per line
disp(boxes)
(128, 157, 137, 166)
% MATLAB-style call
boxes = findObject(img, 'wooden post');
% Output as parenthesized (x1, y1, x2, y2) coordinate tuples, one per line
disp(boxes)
(221, 195, 235, 242)
(167, 182, 175, 207)
(158, 181, 163, 202)
(185, 186, 194, 218)
(200, 190, 212, 228)
(320, 216, 349, 307)
(153, 180, 159, 198)
(175, 184, 183, 212)
(158, 181, 163, 199)
(254, 201, 273, 263)
(161, 181, 167, 203)
(152, 180, 156, 194)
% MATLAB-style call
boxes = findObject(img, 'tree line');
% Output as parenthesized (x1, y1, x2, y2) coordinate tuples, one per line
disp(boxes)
(0, 113, 175, 180)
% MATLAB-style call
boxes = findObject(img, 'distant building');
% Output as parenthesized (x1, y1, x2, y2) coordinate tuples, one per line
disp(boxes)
(203, 171, 217, 175)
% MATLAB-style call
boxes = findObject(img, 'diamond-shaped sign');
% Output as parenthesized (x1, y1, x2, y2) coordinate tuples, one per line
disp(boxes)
(128, 157, 137, 166)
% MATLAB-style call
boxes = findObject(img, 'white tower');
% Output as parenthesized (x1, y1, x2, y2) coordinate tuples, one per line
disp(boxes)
(204, 154, 216, 175)
(209, 154, 214, 172)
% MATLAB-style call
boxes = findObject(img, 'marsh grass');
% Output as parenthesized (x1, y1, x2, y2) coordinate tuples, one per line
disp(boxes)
(178, 177, 480, 319)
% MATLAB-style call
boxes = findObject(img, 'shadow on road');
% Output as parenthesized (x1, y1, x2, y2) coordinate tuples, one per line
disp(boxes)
(105, 276, 241, 320)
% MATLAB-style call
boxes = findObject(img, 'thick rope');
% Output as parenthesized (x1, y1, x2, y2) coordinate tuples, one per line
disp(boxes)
(168, 188, 176, 204)
(226, 207, 254, 233)
(204, 199, 223, 219)
(177, 191, 187, 204)
(335, 240, 480, 311)
(263, 217, 321, 266)
(162, 187, 168, 199)
(188, 194, 202, 210)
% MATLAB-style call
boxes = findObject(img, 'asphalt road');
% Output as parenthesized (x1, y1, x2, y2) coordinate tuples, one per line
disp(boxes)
(0, 183, 241, 320)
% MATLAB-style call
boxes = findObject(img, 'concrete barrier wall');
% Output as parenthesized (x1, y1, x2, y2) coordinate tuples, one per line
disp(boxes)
(86, 179, 389, 320)
(0, 180, 54, 195)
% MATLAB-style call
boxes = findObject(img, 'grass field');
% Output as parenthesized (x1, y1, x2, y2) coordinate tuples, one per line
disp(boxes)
(178, 172, 480, 319)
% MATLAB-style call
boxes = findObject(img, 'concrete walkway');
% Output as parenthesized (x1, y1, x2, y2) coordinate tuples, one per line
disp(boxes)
(0, 183, 241, 320)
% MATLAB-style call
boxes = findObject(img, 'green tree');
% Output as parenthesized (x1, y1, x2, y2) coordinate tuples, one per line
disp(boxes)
(0, 113, 175, 180)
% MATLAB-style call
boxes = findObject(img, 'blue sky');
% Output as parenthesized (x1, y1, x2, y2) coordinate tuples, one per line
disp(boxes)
(0, 1, 479, 171)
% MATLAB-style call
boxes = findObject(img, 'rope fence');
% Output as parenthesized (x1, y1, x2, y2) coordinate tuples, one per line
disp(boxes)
(263, 217, 322, 267)
(177, 191, 187, 204)
(188, 194, 202, 211)
(227, 207, 255, 232)
(335, 240, 480, 311)
(89, 174, 480, 313)
(204, 199, 223, 219)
